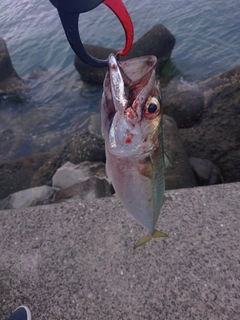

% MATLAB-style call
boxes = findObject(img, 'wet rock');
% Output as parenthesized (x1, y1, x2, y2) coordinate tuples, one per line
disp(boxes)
(0, 186, 56, 210)
(75, 24, 176, 84)
(189, 157, 219, 186)
(179, 66, 240, 183)
(0, 123, 16, 163)
(0, 38, 29, 101)
(30, 153, 62, 188)
(52, 161, 108, 189)
(163, 115, 197, 189)
(60, 131, 105, 164)
(0, 151, 55, 200)
(163, 90, 204, 128)
(53, 177, 113, 203)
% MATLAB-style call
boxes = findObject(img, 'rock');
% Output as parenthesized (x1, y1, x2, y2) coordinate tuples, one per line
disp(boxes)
(0, 123, 16, 163)
(53, 177, 113, 203)
(158, 60, 181, 88)
(0, 114, 197, 206)
(0, 131, 106, 201)
(0, 151, 55, 200)
(30, 153, 62, 188)
(59, 131, 106, 164)
(189, 157, 219, 186)
(0, 186, 56, 210)
(0, 38, 29, 100)
(75, 24, 176, 84)
(163, 115, 197, 189)
(179, 66, 240, 183)
(32, 131, 106, 189)
(163, 90, 204, 128)
(0, 101, 65, 164)
(52, 161, 108, 189)
(52, 161, 112, 202)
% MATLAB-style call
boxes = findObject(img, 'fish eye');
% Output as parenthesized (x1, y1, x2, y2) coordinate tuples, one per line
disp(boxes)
(147, 103, 157, 113)
(144, 96, 161, 119)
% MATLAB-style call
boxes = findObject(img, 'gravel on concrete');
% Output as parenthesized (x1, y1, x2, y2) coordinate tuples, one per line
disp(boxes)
(1, 183, 240, 320)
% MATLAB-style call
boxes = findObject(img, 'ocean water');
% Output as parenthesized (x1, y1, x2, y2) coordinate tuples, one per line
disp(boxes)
(1, 0, 240, 160)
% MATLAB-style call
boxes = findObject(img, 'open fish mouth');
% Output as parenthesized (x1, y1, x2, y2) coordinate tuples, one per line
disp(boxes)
(108, 54, 158, 113)
(101, 54, 162, 157)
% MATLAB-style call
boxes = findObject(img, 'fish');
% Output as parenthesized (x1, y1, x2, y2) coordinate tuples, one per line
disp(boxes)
(101, 54, 169, 248)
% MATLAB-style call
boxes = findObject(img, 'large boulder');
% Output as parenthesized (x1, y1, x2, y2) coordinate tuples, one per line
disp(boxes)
(163, 66, 240, 184)
(163, 89, 204, 128)
(0, 38, 29, 100)
(75, 24, 176, 84)
(163, 115, 197, 189)
(59, 131, 106, 164)
(189, 157, 219, 186)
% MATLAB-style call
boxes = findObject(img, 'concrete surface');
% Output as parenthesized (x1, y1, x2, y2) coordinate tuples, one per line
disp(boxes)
(1, 183, 240, 320)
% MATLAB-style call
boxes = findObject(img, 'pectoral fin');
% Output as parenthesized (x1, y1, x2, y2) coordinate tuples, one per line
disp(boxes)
(164, 153, 172, 169)
(138, 155, 153, 179)
(134, 229, 168, 249)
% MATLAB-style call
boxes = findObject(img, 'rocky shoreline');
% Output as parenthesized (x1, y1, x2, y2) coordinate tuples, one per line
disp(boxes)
(0, 25, 239, 210)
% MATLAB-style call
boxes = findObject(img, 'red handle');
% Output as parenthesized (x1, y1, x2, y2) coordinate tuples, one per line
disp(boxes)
(103, 0, 134, 56)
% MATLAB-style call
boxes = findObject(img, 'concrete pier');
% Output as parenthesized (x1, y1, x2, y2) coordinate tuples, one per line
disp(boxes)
(1, 183, 240, 319)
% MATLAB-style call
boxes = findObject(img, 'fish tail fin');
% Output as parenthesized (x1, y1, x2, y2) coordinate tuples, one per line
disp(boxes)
(134, 235, 152, 249)
(134, 229, 168, 249)
(152, 229, 168, 238)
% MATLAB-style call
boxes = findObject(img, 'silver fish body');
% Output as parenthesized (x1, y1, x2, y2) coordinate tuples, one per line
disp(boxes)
(101, 54, 167, 244)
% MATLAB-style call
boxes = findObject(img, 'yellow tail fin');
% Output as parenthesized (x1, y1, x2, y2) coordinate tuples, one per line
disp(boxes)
(134, 229, 168, 249)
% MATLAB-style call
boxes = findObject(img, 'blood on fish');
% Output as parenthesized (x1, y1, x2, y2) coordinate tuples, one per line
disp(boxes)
(132, 100, 138, 111)
(111, 64, 117, 71)
(125, 108, 135, 119)
(125, 130, 134, 144)
(125, 136, 133, 143)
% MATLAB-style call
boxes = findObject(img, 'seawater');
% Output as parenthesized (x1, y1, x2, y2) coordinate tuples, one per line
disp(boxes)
(0, 0, 240, 159)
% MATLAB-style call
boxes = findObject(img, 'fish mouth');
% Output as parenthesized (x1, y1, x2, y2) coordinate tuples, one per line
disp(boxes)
(108, 54, 158, 114)
(103, 54, 161, 157)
